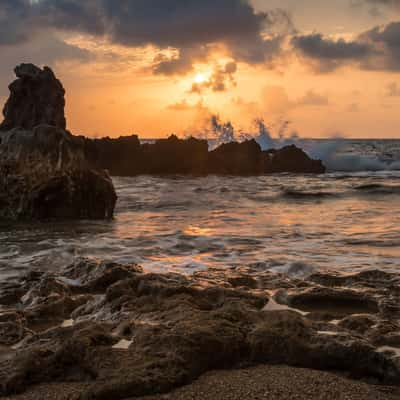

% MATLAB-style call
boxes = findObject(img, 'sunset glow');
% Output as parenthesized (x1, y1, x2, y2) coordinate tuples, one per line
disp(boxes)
(1, 1, 400, 138)
(194, 73, 207, 84)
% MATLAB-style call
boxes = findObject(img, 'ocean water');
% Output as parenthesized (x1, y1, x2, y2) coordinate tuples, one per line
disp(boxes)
(1, 139, 400, 281)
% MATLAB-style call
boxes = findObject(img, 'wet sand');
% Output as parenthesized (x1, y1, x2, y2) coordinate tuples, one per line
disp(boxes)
(3, 365, 398, 400)
(138, 365, 400, 400)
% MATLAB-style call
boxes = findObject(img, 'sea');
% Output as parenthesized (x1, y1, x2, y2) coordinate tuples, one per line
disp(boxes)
(1, 138, 400, 281)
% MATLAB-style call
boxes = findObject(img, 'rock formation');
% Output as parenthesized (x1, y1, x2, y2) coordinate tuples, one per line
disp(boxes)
(141, 134, 209, 175)
(208, 139, 264, 175)
(264, 145, 326, 174)
(0, 64, 66, 131)
(0, 259, 398, 398)
(83, 134, 209, 176)
(0, 65, 117, 220)
(84, 135, 326, 176)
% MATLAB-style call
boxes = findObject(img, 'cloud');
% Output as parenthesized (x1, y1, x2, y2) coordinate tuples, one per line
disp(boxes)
(261, 85, 293, 115)
(346, 103, 361, 112)
(291, 33, 373, 72)
(386, 81, 400, 95)
(0, 0, 290, 75)
(153, 47, 209, 76)
(0, 33, 91, 96)
(189, 62, 237, 94)
(166, 100, 202, 111)
(291, 19, 400, 72)
(297, 90, 330, 106)
(356, 0, 400, 10)
(360, 21, 400, 70)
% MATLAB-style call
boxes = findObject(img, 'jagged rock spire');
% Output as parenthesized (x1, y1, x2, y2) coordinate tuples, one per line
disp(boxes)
(0, 63, 66, 131)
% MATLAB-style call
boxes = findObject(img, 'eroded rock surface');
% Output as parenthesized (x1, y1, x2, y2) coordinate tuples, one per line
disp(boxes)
(0, 125, 117, 220)
(0, 261, 398, 399)
(0, 64, 66, 131)
(0, 65, 117, 220)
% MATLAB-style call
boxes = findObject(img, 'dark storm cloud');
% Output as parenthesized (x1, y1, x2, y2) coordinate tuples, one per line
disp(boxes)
(358, 0, 400, 9)
(152, 47, 210, 76)
(98, 0, 267, 48)
(0, 0, 288, 74)
(360, 21, 400, 70)
(0, 34, 91, 97)
(292, 19, 400, 72)
(0, 0, 32, 45)
(291, 33, 373, 72)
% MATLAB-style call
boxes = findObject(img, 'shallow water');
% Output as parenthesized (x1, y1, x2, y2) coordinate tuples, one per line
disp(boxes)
(1, 140, 400, 280)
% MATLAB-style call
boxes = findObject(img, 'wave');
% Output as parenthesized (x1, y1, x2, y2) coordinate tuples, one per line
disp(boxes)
(280, 183, 400, 201)
(281, 188, 337, 199)
(195, 116, 400, 173)
(354, 183, 400, 195)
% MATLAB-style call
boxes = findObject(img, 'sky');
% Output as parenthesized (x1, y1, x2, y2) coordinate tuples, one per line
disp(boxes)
(1, 0, 400, 138)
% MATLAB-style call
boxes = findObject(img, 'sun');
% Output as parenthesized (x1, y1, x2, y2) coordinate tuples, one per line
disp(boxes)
(194, 73, 207, 84)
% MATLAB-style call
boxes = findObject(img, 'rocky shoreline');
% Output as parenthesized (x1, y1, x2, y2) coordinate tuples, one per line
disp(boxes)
(0, 259, 399, 399)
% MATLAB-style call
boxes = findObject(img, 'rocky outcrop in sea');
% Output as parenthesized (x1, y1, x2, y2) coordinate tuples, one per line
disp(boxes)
(84, 135, 326, 176)
(0, 64, 66, 132)
(0, 64, 117, 220)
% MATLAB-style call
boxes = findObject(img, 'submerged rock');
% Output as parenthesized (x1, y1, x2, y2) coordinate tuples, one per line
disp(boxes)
(0, 64, 66, 131)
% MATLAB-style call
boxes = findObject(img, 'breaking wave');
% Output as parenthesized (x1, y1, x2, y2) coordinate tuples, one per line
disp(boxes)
(189, 116, 400, 172)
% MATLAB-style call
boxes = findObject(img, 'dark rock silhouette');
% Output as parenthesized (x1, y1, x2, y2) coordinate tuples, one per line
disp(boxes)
(0, 64, 66, 131)
(83, 134, 142, 176)
(0, 65, 117, 220)
(264, 145, 326, 174)
(84, 134, 209, 176)
(208, 139, 264, 175)
(0, 125, 116, 220)
(84, 136, 326, 176)
(142, 135, 209, 175)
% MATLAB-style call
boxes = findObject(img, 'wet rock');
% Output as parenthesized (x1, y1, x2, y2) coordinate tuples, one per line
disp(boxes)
(227, 275, 258, 289)
(142, 135, 209, 175)
(338, 315, 377, 334)
(208, 139, 264, 175)
(0, 64, 66, 131)
(309, 270, 399, 289)
(285, 287, 379, 317)
(84, 134, 209, 176)
(0, 64, 117, 221)
(263, 145, 326, 174)
(62, 259, 143, 292)
(0, 312, 28, 346)
(0, 260, 399, 399)
(0, 125, 117, 220)
(83, 135, 142, 176)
